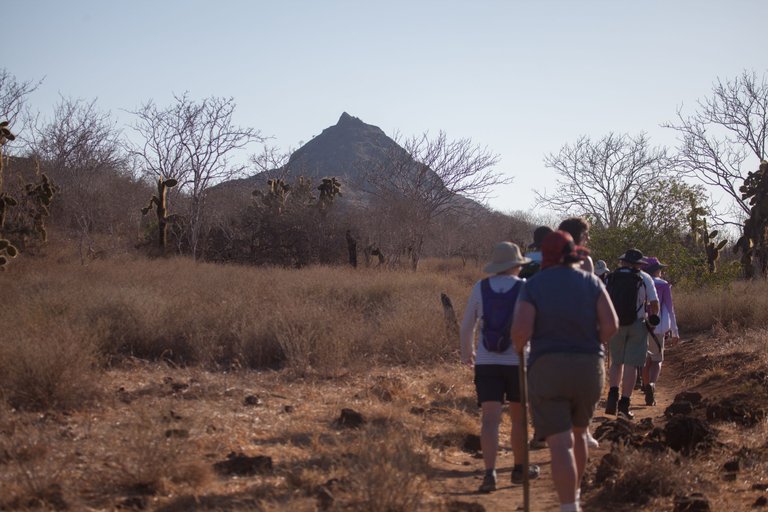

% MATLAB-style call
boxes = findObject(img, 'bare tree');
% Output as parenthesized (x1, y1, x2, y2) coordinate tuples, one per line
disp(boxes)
(130, 93, 264, 257)
(365, 131, 507, 270)
(32, 97, 127, 260)
(536, 132, 672, 228)
(250, 144, 292, 176)
(664, 70, 768, 225)
(0, 68, 42, 141)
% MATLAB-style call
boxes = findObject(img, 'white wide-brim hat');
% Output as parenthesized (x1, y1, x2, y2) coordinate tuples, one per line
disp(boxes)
(483, 242, 531, 274)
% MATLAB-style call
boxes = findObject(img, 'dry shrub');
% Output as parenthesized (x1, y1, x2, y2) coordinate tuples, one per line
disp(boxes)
(1, 257, 470, 379)
(345, 424, 431, 512)
(0, 316, 101, 410)
(675, 279, 768, 332)
(97, 403, 211, 496)
(588, 447, 692, 506)
(0, 417, 72, 510)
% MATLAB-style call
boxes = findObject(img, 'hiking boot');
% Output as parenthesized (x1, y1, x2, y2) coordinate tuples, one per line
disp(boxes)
(605, 387, 619, 415)
(617, 397, 634, 420)
(511, 464, 540, 485)
(644, 383, 656, 406)
(478, 471, 496, 493)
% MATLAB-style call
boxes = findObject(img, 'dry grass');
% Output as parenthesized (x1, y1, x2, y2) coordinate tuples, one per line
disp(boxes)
(674, 279, 768, 333)
(587, 447, 696, 507)
(0, 256, 475, 410)
(2, 253, 768, 510)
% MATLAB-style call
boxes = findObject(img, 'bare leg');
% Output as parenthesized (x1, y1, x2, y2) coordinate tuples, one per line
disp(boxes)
(648, 361, 662, 383)
(508, 402, 526, 466)
(572, 426, 588, 483)
(642, 356, 651, 387)
(609, 362, 623, 388)
(480, 402, 502, 470)
(621, 366, 636, 397)
(547, 430, 577, 505)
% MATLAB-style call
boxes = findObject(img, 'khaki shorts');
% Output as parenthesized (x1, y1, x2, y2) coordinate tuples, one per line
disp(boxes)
(528, 353, 604, 439)
(646, 332, 665, 362)
(609, 320, 648, 367)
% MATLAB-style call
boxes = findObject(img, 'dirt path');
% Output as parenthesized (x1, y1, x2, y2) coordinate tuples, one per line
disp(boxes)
(433, 348, 685, 511)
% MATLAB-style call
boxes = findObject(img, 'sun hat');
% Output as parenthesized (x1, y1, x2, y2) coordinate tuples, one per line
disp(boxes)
(541, 230, 589, 269)
(618, 248, 648, 265)
(483, 242, 531, 274)
(594, 259, 610, 276)
(528, 226, 553, 249)
(642, 256, 667, 274)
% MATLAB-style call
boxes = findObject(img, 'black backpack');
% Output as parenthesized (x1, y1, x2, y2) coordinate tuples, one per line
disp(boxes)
(480, 278, 522, 352)
(518, 260, 540, 279)
(605, 269, 644, 326)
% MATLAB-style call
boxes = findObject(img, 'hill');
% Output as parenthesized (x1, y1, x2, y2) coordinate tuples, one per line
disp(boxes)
(221, 112, 486, 212)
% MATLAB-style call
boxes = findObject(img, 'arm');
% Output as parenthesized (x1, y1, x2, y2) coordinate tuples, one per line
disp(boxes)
(641, 272, 660, 316)
(665, 284, 680, 342)
(511, 299, 535, 354)
(459, 283, 481, 366)
(596, 287, 619, 344)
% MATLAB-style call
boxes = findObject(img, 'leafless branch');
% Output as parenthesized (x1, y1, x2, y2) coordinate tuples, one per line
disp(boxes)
(663, 70, 768, 222)
(536, 132, 672, 228)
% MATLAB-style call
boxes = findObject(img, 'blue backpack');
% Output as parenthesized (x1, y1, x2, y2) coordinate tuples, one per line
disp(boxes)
(480, 278, 522, 352)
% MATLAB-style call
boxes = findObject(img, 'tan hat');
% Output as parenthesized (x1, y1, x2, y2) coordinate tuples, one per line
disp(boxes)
(483, 242, 531, 274)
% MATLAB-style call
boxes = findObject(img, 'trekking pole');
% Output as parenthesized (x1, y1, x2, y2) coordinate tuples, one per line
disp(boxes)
(518, 347, 531, 512)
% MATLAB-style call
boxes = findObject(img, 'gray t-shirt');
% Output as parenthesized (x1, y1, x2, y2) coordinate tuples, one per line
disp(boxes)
(518, 265, 604, 367)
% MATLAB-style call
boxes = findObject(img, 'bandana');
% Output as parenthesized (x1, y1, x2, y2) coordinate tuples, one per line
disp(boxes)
(541, 230, 589, 269)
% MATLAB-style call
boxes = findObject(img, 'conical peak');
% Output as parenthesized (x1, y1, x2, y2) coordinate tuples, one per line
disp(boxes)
(337, 112, 363, 126)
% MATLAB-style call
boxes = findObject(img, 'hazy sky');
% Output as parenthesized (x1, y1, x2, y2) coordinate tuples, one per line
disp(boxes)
(4, 0, 767, 214)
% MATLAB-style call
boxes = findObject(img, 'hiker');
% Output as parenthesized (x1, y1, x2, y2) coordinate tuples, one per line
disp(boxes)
(640, 257, 679, 406)
(459, 241, 541, 493)
(594, 260, 610, 283)
(603, 249, 659, 419)
(511, 230, 618, 512)
(520, 225, 553, 279)
(557, 217, 600, 449)
(558, 217, 593, 273)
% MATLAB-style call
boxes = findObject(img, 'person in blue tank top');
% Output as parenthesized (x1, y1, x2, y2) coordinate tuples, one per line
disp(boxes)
(511, 231, 618, 512)
(460, 241, 541, 493)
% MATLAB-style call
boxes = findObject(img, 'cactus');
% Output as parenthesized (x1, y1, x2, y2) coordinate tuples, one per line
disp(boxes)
(19, 173, 58, 243)
(141, 177, 177, 252)
(317, 177, 342, 217)
(253, 178, 292, 214)
(0, 237, 18, 271)
(698, 218, 728, 273)
(734, 161, 768, 278)
(0, 120, 17, 222)
(687, 196, 709, 246)
(0, 193, 18, 229)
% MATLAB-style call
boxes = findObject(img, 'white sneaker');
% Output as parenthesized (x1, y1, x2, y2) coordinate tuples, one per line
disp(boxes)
(586, 431, 599, 449)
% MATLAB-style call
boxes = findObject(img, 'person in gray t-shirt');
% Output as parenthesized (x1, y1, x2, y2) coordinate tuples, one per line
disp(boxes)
(512, 230, 618, 512)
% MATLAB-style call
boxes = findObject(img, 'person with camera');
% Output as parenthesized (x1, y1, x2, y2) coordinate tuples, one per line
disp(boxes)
(603, 249, 659, 420)
(640, 257, 680, 406)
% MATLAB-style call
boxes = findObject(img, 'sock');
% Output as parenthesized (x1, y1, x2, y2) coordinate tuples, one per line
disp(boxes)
(484, 468, 496, 478)
(560, 503, 580, 512)
(576, 488, 581, 501)
(513, 464, 523, 472)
